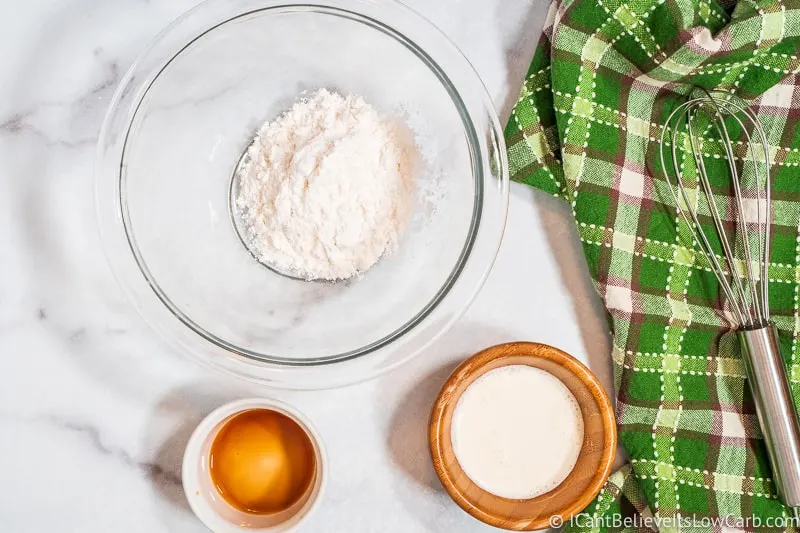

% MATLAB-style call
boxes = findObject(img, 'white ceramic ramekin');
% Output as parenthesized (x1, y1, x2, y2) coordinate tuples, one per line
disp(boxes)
(182, 398, 327, 532)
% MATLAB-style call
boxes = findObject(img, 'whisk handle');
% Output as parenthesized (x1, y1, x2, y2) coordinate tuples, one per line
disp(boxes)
(739, 325, 800, 506)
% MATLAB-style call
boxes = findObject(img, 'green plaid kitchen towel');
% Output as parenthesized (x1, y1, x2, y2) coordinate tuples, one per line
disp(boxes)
(506, 0, 800, 531)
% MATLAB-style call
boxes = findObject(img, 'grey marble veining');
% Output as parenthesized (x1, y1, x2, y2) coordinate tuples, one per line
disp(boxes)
(0, 1, 615, 532)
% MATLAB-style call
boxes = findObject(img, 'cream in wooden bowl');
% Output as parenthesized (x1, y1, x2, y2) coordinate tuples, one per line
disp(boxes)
(428, 342, 616, 531)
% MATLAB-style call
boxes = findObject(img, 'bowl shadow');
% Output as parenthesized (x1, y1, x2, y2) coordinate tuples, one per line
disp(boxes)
(142, 382, 252, 514)
(532, 191, 614, 403)
(385, 321, 516, 493)
(386, 361, 461, 493)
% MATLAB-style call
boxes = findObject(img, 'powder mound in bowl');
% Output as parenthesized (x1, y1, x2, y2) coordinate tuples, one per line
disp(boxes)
(235, 89, 419, 281)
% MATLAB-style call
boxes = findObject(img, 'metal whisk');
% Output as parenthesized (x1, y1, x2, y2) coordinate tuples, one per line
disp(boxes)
(660, 89, 800, 507)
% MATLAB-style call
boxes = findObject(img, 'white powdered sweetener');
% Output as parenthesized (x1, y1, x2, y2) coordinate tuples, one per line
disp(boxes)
(235, 89, 418, 280)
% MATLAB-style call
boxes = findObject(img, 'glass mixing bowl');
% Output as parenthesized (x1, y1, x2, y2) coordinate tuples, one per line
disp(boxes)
(96, 0, 508, 389)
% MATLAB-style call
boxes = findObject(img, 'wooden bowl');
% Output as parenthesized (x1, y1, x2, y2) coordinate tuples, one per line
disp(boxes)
(429, 342, 616, 531)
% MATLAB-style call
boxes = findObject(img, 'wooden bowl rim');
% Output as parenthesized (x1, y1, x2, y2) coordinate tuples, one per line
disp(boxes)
(428, 341, 617, 530)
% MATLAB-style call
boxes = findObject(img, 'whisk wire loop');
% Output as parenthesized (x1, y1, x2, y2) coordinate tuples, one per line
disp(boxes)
(660, 101, 747, 325)
(704, 94, 769, 325)
(687, 107, 756, 325)
(710, 96, 773, 321)
(658, 91, 771, 328)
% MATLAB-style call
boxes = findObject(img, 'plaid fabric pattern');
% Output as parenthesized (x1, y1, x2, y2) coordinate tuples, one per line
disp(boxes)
(507, 0, 800, 530)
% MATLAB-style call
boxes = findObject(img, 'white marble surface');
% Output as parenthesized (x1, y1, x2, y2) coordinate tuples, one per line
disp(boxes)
(0, 1, 615, 531)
